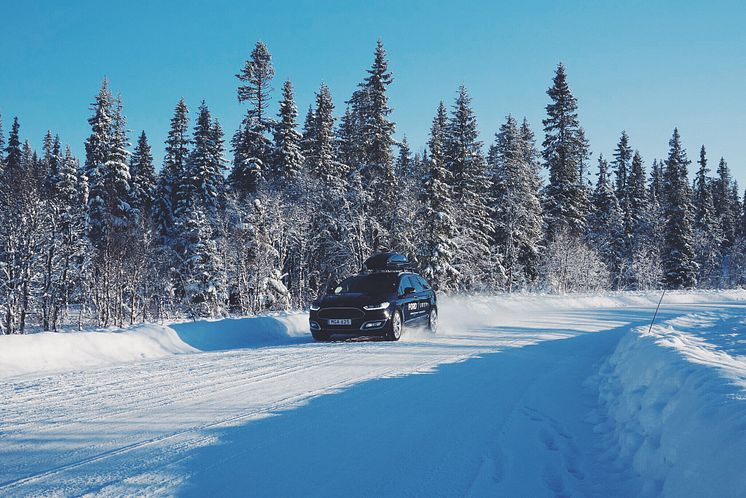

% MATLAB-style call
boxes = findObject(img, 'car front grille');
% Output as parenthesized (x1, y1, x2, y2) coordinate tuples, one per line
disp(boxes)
(318, 307, 365, 320)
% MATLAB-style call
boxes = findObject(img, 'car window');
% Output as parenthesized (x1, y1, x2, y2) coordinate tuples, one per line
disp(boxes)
(334, 273, 398, 295)
(399, 275, 418, 294)
(415, 275, 431, 290)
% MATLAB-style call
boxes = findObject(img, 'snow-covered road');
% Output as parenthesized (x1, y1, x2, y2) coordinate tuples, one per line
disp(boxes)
(1, 293, 744, 497)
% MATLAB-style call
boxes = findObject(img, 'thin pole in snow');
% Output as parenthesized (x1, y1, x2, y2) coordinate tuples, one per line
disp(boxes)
(648, 289, 666, 334)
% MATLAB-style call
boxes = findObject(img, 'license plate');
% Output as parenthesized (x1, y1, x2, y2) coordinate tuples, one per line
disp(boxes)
(328, 318, 352, 326)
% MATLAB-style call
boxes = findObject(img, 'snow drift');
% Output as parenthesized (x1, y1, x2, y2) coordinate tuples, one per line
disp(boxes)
(593, 309, 746, 497)
(0, 314, 309, 379)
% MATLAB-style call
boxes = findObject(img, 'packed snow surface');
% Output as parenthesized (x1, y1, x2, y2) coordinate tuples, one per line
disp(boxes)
(1, 291, 744, 497)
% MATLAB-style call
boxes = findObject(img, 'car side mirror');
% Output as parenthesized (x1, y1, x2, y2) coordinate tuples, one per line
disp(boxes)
(403, 286, 416, 296)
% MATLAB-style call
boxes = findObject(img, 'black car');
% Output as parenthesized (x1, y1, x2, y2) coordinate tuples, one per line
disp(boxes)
(309, 252, 438, 341)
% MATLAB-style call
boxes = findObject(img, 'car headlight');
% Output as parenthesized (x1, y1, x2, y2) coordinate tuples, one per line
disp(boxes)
(310, 304, 320, 311)
(363, 302, 390, 311)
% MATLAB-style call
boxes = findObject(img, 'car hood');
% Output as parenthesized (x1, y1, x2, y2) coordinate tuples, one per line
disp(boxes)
(317, 293, 391, 308)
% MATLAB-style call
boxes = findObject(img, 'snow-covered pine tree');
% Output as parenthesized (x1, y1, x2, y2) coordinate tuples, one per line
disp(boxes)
(154, 99, 190, 243)
(662, 129, 698, 289)
(273, 80, 304, 182)
(541, 63, 590, 238)
(129, 131, 156, 219)
(692, 145, 722, 287)
(444, 86, 495, 290)
(587, 155, 625, 286)
(418, 102, 459, 291)
(230, 41, 275, 196)
(487, 114, 544, 290)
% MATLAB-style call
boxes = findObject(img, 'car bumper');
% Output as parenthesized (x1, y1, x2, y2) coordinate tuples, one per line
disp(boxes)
(309, 308, 391, 336)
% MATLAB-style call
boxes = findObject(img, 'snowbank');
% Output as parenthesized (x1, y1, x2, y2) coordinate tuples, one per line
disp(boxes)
(593, 309, 746, 497)
(0, 314, 309, 379)
(439, 289, 746, 333)
(0, 324, 194, 379)
(2, 290, 744, 381)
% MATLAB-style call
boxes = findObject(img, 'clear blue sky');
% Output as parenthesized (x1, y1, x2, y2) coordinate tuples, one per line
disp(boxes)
(2, 0, 745, 187)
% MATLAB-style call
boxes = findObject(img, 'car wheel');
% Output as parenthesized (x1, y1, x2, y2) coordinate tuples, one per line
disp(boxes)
(387, 310, 403, 341)
(312, 331, 330, 342)
(428, 308, 438, 333)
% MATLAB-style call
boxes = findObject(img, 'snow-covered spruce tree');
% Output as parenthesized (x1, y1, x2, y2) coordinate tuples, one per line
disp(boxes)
(541, 63, 590, 239)
(355, 40, 397, 250)
(84, 82, 144, 327)
(0, 114, 5, 175)
(176, 102, 226, 224)
(713, 158, 736, 246)
(612, 131, 633, 236)
(180, 205, 226, 318)
(389, 135, 419, 257)
(723, 183, 744, 287)
(661, 128, 698, 289)
(4, 117, 21, 175)
(626, 150, 661, 289)
(129, 131, 156, 219)
(84, 81, 135, 247)
(38, 133, 61, 330)
(153, 99, 190, 243)
(108, 95, 137, 225)
(396, 136, 412, 176)
(268, 80, 310, 307)
(336, 100, 364, 171)
(230, 41, 275, 196)
(692, 145, 722, 287)
(487, 114, 544, 290)
(444, 86, 495, 290)
(273, 80, 304, 182)
(304, 83, 357, 295)
(0, 119, 47, 333)
(418, 102, 459, 291)
(47, 146, 89, 330)
(627, 151, 649, 239)
(40, 131, 61, 196)
(587, 155, 625, 286)
(305, 84, 342, 183)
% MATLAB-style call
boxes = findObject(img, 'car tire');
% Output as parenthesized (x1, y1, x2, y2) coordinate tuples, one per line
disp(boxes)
(312, 331, 330, 342)
(387, 310, 403, 341)
(428, 307, 438, 333)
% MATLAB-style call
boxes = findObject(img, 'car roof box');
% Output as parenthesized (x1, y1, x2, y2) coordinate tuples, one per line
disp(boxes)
(363, 252, 411, 271)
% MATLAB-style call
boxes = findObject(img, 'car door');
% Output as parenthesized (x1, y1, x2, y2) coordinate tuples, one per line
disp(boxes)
(410, 275, 431, 324)
(398, 274, 418, 323)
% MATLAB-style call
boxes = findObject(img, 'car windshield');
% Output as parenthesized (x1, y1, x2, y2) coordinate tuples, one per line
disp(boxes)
(333, 273, 398, 296)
